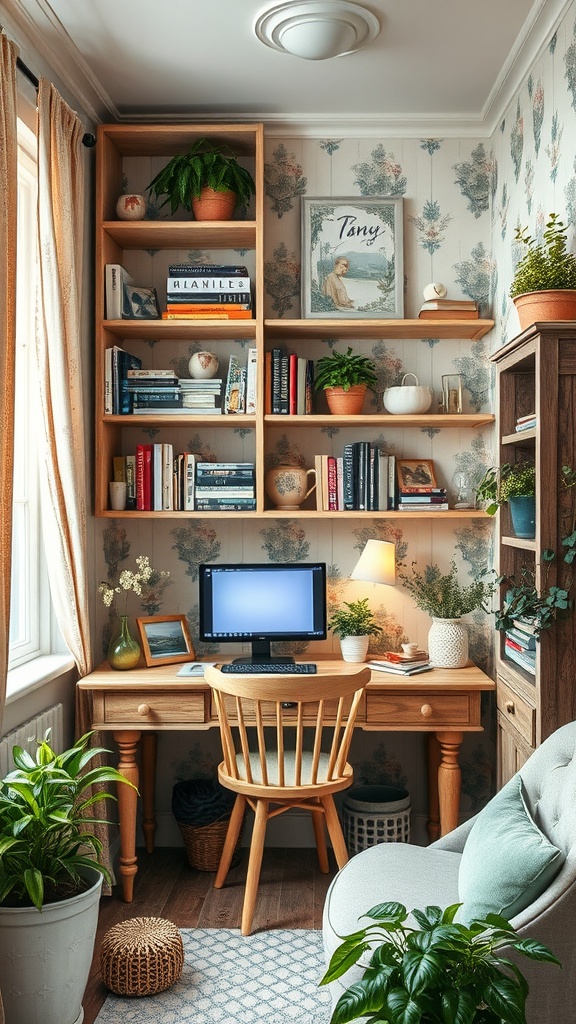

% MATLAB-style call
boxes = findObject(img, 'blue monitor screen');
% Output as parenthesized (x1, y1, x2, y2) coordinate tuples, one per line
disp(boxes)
(199, 562, 326, 664)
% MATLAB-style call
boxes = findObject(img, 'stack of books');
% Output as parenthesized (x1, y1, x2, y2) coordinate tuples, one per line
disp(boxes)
(314, 446, 396, 511)
(368, 650, 432, 675)
(398, 486, 448, 512)
(269, 349, 314, 415)
(515, 411, 537, 432)
(105, 345, 142, 414)
(162, 263, 253, 320)
(180, 378, 223, 415)
(125, 369, 182, 414)
(194, 462, 256, 511)
(504, 619, 537, 675)
(418, 298, 479, 320)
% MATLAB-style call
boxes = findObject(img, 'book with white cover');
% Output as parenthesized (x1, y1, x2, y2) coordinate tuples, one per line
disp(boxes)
(105, 264, 133, 320)
(245, 347, 257, 415)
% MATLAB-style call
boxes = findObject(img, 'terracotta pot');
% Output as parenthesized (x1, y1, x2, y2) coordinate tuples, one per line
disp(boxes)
(513, 289, 576, 331)
(325, 385, 367, 415)
(265, 464, 316, 509)
(191, 187, 236, 221)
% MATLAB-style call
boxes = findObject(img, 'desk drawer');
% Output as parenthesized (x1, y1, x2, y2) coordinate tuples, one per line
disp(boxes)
(211, 693, 364, 723)
(98, 690, 206, 725)
(496, 676, 535, 746)
(366, 691, 471, 727)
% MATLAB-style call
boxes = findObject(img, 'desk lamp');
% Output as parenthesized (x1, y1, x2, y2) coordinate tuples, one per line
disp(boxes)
(351, 539, 396, 587)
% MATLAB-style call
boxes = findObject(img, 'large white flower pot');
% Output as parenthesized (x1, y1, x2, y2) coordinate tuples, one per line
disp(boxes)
(0, 868, 102, 1024)
(339, 635, 370, 663)
(428, 617, 469, 669)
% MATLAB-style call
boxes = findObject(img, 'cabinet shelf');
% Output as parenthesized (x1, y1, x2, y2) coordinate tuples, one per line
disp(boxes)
(502, 429, 536, 445)
(265, 413, 494, 429)
(101, 508, 489, 521)
(265, 318, 494, 341)
(501, 535, 537, 551)
(104, 319, 257, 341)
(104, 414, 256, 427)
(104, 220, 256, 250)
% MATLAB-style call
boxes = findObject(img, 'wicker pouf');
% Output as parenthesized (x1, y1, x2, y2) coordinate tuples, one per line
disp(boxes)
(100, 917, 184, 996)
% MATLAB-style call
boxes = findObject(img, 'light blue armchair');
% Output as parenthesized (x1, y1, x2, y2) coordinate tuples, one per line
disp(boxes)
(323, 720, 576, 1023)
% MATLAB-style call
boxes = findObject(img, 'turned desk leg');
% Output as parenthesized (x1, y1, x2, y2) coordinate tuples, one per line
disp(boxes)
(140, 731, 157, 854)
(426, 735, 441, 843)
(436, 731, 464, 836)
(113, 730, 140, 902)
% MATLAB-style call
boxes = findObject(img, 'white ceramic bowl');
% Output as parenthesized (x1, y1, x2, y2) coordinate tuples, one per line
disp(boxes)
(383, 373, 433, 414)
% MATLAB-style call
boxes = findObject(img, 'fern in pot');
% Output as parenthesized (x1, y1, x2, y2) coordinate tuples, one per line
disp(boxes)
(314, 347, 378, 415)
(328, 597, 382, 662)
(510, 212, 576, 330)
(146, 136, 256, 221)
(398, 560, 495, 669)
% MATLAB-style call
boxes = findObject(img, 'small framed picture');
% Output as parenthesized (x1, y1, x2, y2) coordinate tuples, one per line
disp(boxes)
(397, 459, 437, 489)
(122, 284, 161, 320)
(301, 196, 404, 319)
(136, 614, 195, 667)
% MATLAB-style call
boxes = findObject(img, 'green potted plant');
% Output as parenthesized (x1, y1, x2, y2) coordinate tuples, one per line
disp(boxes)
(328, 597, 382, 662)
(398, 560, 495, 668)
(510, 212, 576, 330)
(476, 462, 536, 538)
(314, 347, 378, 415)
(321, 900, 560, 1024)
(146, 136, 256, 221)
(0, 731, 136, 1024)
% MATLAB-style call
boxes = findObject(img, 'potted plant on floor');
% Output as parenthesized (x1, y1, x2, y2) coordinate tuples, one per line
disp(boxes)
(476, 462, 536, 538)
(328, 597, 382, 662)
(510, 212, 576, 330)
(146, 137, 256, 220)
(398, 559, 494, 668)
(321, 900, 560, 1024)
(314, 347, 378, 415)
(0, 730, 136, 1024)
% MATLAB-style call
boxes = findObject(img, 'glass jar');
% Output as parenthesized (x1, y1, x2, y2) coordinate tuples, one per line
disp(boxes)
(107, 614, 141, 670)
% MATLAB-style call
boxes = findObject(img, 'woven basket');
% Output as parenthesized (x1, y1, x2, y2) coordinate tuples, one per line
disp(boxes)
(177, 813, 245, 872)
(100, 916, 183, 996)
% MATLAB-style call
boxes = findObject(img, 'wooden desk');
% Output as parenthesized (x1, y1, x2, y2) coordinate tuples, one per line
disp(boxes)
(78, 658, 494, 901)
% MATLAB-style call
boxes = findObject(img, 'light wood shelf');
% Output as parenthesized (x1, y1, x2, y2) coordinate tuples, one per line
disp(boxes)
(265, 318, 494, 342)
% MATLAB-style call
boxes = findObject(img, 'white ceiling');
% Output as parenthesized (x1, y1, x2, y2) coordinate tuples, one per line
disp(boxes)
(3, 0, 569, 134)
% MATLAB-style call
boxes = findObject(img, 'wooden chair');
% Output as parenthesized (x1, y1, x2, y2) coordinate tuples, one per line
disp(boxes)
(204, 663, 371, 935)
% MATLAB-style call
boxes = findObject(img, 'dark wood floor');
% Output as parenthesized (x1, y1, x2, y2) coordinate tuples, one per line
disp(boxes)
(83, 846, 338, 1024)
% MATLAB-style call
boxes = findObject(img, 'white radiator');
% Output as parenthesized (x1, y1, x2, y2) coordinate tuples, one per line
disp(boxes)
(0, 703, 64, 776)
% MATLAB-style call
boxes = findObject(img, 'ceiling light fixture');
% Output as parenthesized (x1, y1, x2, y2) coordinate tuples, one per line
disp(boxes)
(255, 1, 380, 61)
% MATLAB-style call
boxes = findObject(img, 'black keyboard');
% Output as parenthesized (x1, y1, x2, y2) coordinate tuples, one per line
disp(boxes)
(220, 662, 317, 674)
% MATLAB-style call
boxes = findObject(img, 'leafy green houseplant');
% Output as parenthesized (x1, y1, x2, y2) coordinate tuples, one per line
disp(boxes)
(328, 597, 383, 639)
(476, 463, 536, 516)
(321, 901, 559, 1024)
(398, 560, 494, 619)
(314, 347, 378, 415)
(510, 213, 576, 329)
(146, 137, 256, 217)
(0, 730, 135, 909)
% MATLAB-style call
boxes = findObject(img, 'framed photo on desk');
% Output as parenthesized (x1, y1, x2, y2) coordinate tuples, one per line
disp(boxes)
(136, 614, 195, 666)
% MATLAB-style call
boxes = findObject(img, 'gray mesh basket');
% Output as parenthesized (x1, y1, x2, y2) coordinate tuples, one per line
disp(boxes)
(342, 785, 411, 854)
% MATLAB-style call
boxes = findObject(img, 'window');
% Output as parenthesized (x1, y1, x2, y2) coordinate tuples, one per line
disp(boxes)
(8, 118, 49, 673)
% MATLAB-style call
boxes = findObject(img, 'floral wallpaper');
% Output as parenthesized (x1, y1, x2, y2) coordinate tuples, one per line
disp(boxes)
(94, 1, 576, 844)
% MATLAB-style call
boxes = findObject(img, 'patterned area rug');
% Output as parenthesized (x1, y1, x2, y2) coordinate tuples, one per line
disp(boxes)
(95, 927, 333, 1023)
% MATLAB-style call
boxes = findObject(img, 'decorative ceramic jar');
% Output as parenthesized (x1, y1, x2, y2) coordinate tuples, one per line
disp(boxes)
(116, 194, 146, 220)
(509, 495, 536, 539)
(383, 373, 433, 415)
(265, 464, 316, 510)
(188, 351, 219, 379)
(108, 615, 141, 670)
(428, 618, 468, 669)
(339, 635, 370, 663)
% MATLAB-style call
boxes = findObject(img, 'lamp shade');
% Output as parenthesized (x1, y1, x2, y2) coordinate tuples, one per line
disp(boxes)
(350, 539, 396, 586)
(255, 2, 380, 61)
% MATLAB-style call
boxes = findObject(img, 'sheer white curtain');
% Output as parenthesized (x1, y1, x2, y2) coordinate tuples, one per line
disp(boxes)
(35, 79, 92, 677)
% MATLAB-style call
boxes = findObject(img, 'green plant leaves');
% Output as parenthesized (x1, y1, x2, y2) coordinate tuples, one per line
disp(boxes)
(510, 213, 576, 298)
(146, 137, 255, 214)
(314, 347, 378, 392)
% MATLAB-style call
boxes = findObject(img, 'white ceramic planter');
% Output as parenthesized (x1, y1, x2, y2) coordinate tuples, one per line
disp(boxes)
(428, 617, 469, 669)
(339, 635, 370, 663)
(0, 868, 102, 1024)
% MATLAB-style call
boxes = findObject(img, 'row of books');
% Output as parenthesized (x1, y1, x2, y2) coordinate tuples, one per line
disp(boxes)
(313, 446, 397, 511)
(163, 263, 253, 320)
(267, 350, 314, 415)
(418, 298, 479, 320)
(112, 451, 256, 512)
(104, 347, 257, 416)
(368, 650, 432, 676)
(515, 411, 537, 432)
(503, 618, 537, 676)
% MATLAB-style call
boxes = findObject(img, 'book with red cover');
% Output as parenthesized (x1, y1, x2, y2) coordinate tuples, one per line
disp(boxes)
(382, 650, 428, 663)
(289, 353, 298, 416)
(327, 456, 338, 510)
(136, 443, 153, 511)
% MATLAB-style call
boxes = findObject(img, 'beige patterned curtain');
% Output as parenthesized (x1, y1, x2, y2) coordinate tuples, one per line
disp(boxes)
(0, 33, 19, 734)
(36, 80, 92, 678)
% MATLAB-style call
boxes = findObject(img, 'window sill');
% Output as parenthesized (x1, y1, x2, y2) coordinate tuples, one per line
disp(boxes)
(6, 654, 75, 703)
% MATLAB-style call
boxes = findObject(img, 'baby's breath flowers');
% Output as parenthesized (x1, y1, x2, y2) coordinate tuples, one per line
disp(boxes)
(99, 555, 170, 614)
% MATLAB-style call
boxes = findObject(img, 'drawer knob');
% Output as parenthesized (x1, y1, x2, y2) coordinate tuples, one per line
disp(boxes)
(420, 703, 433, 718)
(137, 703, 151, 717)
(506, 701, 515, 715)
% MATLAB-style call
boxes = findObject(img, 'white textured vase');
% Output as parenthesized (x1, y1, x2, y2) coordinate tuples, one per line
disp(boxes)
(428, 617, 469, 669)
(340, 635, 370, 663)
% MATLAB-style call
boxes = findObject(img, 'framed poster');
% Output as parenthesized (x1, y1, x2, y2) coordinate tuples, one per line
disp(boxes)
(301, 196, 403, 319)
(136, 614, 195, 667)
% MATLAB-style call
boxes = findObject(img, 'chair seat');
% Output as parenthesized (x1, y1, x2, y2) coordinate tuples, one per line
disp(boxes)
(225, 750, 354, 789)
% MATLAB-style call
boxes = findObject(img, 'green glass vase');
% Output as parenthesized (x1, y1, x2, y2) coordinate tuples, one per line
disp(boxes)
(107, 614, 141, 670)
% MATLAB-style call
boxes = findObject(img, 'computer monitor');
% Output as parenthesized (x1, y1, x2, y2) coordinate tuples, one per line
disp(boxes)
(198, 562, 327, 665)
